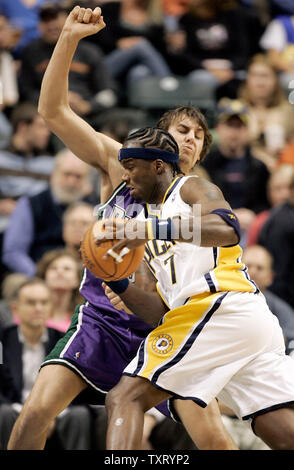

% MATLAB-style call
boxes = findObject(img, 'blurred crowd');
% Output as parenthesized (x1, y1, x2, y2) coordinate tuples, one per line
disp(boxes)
(1, 0, 294, 451)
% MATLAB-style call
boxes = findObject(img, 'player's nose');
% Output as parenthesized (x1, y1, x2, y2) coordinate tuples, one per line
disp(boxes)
(122, 170, 130, 183)
(185, 129, 196, 142)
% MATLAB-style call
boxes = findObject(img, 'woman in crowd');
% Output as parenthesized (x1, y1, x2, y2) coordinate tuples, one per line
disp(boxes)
(37, 249, 83, 332)
(246, 163, 294, 245)
(238, 54, 294, 171)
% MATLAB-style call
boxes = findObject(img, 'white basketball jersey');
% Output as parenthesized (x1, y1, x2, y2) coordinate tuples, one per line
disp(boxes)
(138, 176, 257, 310)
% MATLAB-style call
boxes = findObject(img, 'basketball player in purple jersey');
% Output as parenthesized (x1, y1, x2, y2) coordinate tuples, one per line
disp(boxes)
(7, 6, 237, 450)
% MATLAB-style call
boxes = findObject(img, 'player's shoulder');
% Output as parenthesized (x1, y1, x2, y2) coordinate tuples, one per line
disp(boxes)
(180, 175, 222, 204)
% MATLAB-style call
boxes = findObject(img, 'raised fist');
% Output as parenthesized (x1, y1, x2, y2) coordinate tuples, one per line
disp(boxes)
(63, 6, 106, 40)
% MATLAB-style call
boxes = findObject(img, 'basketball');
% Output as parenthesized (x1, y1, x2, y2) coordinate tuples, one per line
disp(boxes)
(80, 219, 145, 281)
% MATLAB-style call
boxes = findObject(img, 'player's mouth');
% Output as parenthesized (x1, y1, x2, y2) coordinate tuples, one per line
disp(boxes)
(129, 185, 143, 200)
(183, 144, 194, 152)
(129, 186, 136, 196)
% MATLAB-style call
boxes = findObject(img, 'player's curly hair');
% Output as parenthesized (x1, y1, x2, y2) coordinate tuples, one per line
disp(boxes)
(124, 127, 182, 176)
(156, 106, 213, 162)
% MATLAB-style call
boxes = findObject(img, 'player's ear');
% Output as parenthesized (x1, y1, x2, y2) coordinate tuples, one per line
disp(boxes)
(153, 159, 164, 174)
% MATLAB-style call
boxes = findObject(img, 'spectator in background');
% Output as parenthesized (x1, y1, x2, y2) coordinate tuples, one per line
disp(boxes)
(96, 114, 144, 201)
(88, 0, 194, 79)
(238, 54, 294, 171)
(87, 0, 172, 84)
(36, 249, 83, 332)
(201, 98, 270, 245)
(242, 245, 294, 353)
(269, 0, 294, 17)
(278, 137, 294, 165)
(98, 116, 131, 144)
(0, 361, 20, 435)
(0, 103, 52, 283)
(0, 14, 19, 148)
(161, 0, 192, 17)
(176, 0, 251, 98)
(218, 241, 294, 451)
(246, 163, 294, 245)
(19, 2, 117, 127)
(0, 273, 28, 330)
(260, 12, 294, 92)
(258, 172, 294, 309)
(2, 148, 95, 276)
(0, 14, 19, 107)
(0, 277, 92, 449)
(239, 0, 270, 27)
(0, 0, 60, 57)
(0, 103, 52, 226)
(62, 201, 95, 260)
(159, 0, 193, 76)
(243, 244, 294, 354)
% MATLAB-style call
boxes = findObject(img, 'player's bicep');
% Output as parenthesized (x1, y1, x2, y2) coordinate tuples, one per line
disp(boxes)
(45, 107, 123, 186)
(181, 177, 232, 215)
(100, 170, 114, 204)
(198, 185, 232, 215)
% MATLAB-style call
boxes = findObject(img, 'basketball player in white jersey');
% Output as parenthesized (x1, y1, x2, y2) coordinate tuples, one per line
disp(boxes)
(98, 127, 294, 450)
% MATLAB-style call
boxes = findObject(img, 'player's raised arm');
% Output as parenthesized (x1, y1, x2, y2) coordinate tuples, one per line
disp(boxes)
(38, 6, 123, 189)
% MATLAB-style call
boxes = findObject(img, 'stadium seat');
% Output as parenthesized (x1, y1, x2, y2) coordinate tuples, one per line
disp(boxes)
(127, 76, 216, 113)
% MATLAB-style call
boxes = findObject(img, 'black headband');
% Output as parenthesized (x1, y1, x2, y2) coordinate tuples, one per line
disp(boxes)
(118, 147, 179, 163)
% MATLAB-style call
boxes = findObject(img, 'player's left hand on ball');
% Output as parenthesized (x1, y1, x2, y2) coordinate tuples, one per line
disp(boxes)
(94, 218, 126, 244)
(95, 218, 147, 242)
(95, 218, 147, 262)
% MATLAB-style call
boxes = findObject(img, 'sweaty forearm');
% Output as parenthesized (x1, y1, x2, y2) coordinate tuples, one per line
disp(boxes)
(147, 214, 239, 248)
(120, 285, 168, 326)
(38, 30, 77, 119)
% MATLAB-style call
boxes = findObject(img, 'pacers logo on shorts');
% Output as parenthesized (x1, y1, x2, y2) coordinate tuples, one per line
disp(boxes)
(152, 334, 173, 355)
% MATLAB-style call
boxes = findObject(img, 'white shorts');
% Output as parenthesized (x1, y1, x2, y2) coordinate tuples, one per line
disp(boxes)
(123, 291, 294, 420)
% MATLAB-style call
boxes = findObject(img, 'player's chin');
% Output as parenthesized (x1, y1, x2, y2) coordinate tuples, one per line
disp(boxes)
(130, 188, 142, 200)
(178, 156, 190, 170)
(180, 153, 196, 170)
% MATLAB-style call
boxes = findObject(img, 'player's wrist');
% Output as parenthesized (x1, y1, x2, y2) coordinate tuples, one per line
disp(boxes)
(105, 279, 129, 294)
(60, 28, 81, 45)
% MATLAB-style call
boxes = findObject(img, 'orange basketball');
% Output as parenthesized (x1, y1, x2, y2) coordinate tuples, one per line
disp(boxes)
(80, 219, 145, 281)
